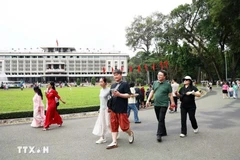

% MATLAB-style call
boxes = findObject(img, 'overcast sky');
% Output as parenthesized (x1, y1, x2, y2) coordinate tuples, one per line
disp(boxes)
(0, 0, 192, 56)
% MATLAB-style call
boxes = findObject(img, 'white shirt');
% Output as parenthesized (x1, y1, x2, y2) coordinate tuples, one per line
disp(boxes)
(171, 82, 179, 97)
(128, 87, 136, 104)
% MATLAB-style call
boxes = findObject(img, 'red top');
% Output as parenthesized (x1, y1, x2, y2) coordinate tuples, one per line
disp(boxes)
(140, 87, 145, 98)
(46, 89, 60, 107)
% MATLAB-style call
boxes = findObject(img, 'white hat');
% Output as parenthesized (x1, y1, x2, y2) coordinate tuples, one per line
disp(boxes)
(184, 76, 192, 81)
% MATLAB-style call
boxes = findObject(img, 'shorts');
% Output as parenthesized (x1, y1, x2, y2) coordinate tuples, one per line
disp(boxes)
(222, 90, 228, 94)
(110, 112, 130, 132)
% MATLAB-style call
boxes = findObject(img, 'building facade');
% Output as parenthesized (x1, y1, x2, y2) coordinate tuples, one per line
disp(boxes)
(0, 47, 129, 83)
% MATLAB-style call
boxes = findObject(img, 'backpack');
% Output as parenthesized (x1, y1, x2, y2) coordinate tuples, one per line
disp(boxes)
(146, 88, 151, 97)
(135, 87, 142, 100)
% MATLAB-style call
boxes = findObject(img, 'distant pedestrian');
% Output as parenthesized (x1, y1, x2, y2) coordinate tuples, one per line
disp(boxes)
(169, 79, 179, 113)
(209, 82, 213, 91)
(31, 86, 45, 128)
(146, 84, 152, 106)
(222, 82, 229, 99)
(134, 86, 141, 110)
(228, 85, 234, 98)
(43, 82, 66, 131)
(146, 70, 176, 142)
(92, 77, 111, 144)
(175, 76, 201, 138)
(140, 84, 145, 108)
(106, 69, 134, 149)
(127, 82, 141, 124)
(232, 82, 238, 99)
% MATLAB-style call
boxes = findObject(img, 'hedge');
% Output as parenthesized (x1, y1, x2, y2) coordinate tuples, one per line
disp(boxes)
(0, 106, 100, 120)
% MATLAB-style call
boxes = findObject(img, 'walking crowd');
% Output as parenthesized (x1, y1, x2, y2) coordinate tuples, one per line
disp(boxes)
(219, 80, 239, 99)
(30, 69, 239, 150)
(91, 70, 202, 149)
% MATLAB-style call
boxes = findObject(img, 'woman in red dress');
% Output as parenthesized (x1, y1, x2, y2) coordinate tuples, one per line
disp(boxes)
(43, 82, 66, 131)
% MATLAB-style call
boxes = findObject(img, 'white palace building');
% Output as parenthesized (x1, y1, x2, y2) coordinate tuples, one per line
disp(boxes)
(0, 47, 129, 83)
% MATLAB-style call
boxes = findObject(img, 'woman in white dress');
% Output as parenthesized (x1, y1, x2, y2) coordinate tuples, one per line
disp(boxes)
(31, 86, 45, 127)
(92, 77, 111, 144)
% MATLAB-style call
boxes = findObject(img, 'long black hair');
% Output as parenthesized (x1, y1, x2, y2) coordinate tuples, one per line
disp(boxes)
(50, 81, 56, 90)
(33, 86, 43, 100)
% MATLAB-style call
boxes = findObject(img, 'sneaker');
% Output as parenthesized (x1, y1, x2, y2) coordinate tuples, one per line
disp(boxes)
(180, 133, 186, 138)
(106, 142, 118, 149)
(96, 138, 107, 144)
(128, 131, 134, 144)
(135, 121, 141, 124)
(193, 128, 199, 134)
(58, 124, 62, 127)
(157, 135, 162, 142)
(42, 128, 48, 131)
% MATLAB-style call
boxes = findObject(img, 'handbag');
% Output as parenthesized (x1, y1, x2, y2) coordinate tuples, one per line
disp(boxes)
(107, 82, 122, 109)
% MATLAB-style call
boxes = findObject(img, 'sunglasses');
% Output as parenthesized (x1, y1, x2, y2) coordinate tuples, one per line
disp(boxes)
(183, 79, 190, 81)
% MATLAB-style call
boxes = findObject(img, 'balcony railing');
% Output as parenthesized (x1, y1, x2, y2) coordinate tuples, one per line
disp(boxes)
(45, 69, 66, 73)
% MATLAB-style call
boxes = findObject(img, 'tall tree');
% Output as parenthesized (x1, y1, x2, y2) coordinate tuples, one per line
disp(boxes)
(209, 0, 240, 80)
(169, 0, 223, 81)
(126, 13, 166, 55)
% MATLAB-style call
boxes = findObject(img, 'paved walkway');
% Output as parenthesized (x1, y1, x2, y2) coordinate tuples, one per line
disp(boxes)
(0, 87, 240, 160)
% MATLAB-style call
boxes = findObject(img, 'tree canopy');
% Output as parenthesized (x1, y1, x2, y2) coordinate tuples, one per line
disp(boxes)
(125, 0, 240, 83)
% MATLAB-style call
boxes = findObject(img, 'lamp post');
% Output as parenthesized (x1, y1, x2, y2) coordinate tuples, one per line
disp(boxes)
(224, 50, 228, 81)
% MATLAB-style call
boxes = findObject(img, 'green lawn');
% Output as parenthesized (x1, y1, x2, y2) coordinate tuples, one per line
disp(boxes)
(0, 84, 203, 113)
(0, 86, 101, 113)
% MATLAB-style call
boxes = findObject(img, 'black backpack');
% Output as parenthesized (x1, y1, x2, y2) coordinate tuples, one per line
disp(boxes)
(135, 87, 142, 100)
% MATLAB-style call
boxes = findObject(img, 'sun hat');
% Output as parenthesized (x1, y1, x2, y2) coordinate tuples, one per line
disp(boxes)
(183, 76, 192, 81)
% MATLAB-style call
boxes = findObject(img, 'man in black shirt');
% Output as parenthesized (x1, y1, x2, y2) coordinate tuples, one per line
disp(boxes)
(106, 69, 134, 149)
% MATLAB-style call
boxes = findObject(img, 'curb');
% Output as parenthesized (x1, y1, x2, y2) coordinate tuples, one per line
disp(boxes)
(0, 111, 99, 126)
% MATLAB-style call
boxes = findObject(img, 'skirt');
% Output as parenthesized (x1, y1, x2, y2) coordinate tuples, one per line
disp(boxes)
(92, 108, 110, 136)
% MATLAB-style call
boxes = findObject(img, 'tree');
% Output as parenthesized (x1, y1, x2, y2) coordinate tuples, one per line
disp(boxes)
(126, 0, 240, 82)
(209, 0, 240, 80)
(76, 78, 80, 86)
(126, 13, 166, 55)
(168, 0, 223, 81)
(91, 77, 96, 86)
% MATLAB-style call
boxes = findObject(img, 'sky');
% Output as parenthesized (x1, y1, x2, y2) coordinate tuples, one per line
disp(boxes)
(0, 0, 192, 57)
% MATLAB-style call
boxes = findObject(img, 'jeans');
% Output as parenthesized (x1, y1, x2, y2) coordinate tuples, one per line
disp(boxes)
(233, 90, 238, 98)
(154, 106, 168, 136)
(181, 106, 198, 135)
(127, 103, 140, 122)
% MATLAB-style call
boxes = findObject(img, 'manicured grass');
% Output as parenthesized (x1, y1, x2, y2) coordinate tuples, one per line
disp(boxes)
(0, 86, 101, 113)
(0, 84, 203, 114)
